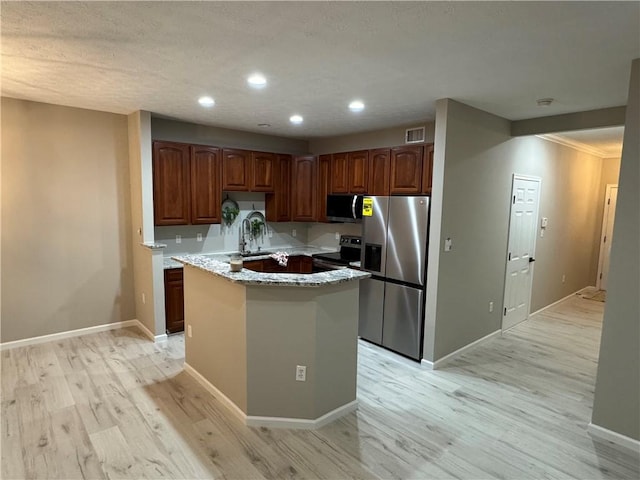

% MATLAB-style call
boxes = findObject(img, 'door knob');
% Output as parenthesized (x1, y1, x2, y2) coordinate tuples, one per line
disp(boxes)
(529, 257, 536, 263)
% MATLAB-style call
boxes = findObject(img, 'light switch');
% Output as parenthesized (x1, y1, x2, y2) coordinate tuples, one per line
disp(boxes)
(444, 238, 452, 252)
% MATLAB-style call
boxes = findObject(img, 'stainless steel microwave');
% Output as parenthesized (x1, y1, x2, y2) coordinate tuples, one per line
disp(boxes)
(326, 194, 363, 223)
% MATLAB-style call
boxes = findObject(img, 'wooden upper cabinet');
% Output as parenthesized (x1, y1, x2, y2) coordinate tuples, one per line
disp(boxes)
(348, 150, 369, 193)
(153, 141, 191, 225)
(190, 145, 221, 224)
(251, 151, 276, 192)
(422, 143, 434, 194)
(291, 156, 317, 221)
(266, 154, 292, 222)
(330, 153, 349, 194)
(317, 154, 331, 222)
(368, 148, 391, 196)
(222, 148, 251, 191)
(390, 145, 424, 195)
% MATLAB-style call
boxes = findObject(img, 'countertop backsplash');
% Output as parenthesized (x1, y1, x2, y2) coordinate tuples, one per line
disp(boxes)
(155, 192, 363, 259)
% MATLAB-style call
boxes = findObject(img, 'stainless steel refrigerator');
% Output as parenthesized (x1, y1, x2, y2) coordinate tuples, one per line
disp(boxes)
(359, 196, 429, 360)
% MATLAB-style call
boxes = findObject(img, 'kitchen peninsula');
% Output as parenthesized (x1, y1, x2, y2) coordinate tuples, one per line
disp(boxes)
(173, 254, 370, 429)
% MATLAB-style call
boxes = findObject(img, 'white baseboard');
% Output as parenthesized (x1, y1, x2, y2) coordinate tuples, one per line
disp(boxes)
(246, 401, 358, 430)
(183, 362, 358, 429)
(183, 362, 247, 422)
(529, 286, 595, 317)
(0, 319, 168, 351)
(421, 329, 501, 370)
(0, 319, 139, 351)
(588, 423, 640, 454)
(135, 320, 167, 343)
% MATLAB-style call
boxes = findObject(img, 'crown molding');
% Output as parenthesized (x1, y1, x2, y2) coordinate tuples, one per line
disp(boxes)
(537, 133, 610, 157)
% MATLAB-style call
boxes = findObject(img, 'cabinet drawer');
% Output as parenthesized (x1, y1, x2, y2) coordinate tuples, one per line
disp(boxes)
(165, 268, 184, 282)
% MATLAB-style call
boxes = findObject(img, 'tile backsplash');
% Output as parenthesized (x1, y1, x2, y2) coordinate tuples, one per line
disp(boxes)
(155, 192, 362, 256)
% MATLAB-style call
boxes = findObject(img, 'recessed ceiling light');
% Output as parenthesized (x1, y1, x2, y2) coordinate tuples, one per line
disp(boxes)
(537, 98, 554, 107)
(258, 123, 271, 128)
(348, 100, 365, 112)
(198, 96, 215, 107)
(289, 115, 303, 125)
(247, 73, 267, 88)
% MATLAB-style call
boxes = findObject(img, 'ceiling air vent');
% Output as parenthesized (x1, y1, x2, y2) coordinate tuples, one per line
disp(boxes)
(405, 126, 425, 144)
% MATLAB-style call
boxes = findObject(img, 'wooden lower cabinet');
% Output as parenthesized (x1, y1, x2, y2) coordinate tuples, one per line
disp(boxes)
(244, 256, 313, 274)
(164, 268, 184, 334)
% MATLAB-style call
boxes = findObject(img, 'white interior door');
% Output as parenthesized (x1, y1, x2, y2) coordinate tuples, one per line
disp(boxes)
(597, 185, 618, 291)
(503, 175, 541, 331)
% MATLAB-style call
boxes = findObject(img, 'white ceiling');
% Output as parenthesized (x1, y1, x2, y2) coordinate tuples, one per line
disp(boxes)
(2, 1, 639, 145)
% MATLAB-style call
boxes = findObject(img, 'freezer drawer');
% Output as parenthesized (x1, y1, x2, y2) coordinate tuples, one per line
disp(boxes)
(382, 282, 424, 360)
(358, 278, 385, 344)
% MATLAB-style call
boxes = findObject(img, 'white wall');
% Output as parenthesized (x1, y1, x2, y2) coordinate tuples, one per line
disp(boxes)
(425, 99, 605, 362)
(592, 58, 639, 442)
(1, 98, 135, 342)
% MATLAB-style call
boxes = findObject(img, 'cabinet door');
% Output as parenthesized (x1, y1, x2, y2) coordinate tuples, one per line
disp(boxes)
(153, 141, 191, 225)
(191, 145, 222, 224)
(330, 153, 349, 194)
(251, 151, 276, 192)
(164, 268, 184, 334)
(368, 148, 391, 196)
(266, 154, 291, 222)
(299, 256, 313, 274)
(291, 156, 317, 221)
(348, 150, 369, 193)
(222, 149, 251, 191)
(263, 258, 289, 273)
(316, 154, 331, 222)
(422, 143, 434, 194)
(243, 260, 264, 272)
(390, 145, 424, 195)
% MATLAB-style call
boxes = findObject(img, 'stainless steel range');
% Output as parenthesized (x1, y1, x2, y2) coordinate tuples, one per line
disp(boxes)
(312, 235, 362, 271)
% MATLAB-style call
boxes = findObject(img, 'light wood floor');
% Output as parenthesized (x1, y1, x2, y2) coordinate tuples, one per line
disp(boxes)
(2, 295, 639, 479)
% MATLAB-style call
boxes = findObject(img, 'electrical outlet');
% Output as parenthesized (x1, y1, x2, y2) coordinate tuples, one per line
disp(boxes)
(176, 235, 182, 244)
(142, 293, 146, 304)
(187, 325, 192, 338)
(562, 274, 566, 283)
(196, 233, 203, 242)
(292, 229, 297, 237)
(295, 365, 306, 382)
(540, 229, 545, 238)
(268, 228, 273, 238)
(444, 238, 453, 252)
(489, 301, 494, 313)
(335, 232, 340, 240)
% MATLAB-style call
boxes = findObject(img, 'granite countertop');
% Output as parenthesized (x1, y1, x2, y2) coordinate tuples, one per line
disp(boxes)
(172, 253, 370, 287)
(163, 246, 336, 270)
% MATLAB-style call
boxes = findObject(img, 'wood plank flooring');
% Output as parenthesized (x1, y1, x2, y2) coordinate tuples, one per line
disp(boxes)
(2, 294, 638, 479)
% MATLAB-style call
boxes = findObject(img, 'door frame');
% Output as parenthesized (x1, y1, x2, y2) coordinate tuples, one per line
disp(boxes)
(596, 184, 618, 290)
(502, 174, 542, 331)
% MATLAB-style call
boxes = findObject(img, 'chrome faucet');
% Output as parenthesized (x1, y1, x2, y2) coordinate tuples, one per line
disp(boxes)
(239, 218, 251, 254)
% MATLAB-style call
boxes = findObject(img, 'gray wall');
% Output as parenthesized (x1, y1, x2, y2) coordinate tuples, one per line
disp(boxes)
(425, 99, 605, 361)
(309, 121, 435, 154)
(151, 117, 309, 154)
(1, 98, 135, 342)
(592, 58, 639, 441)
